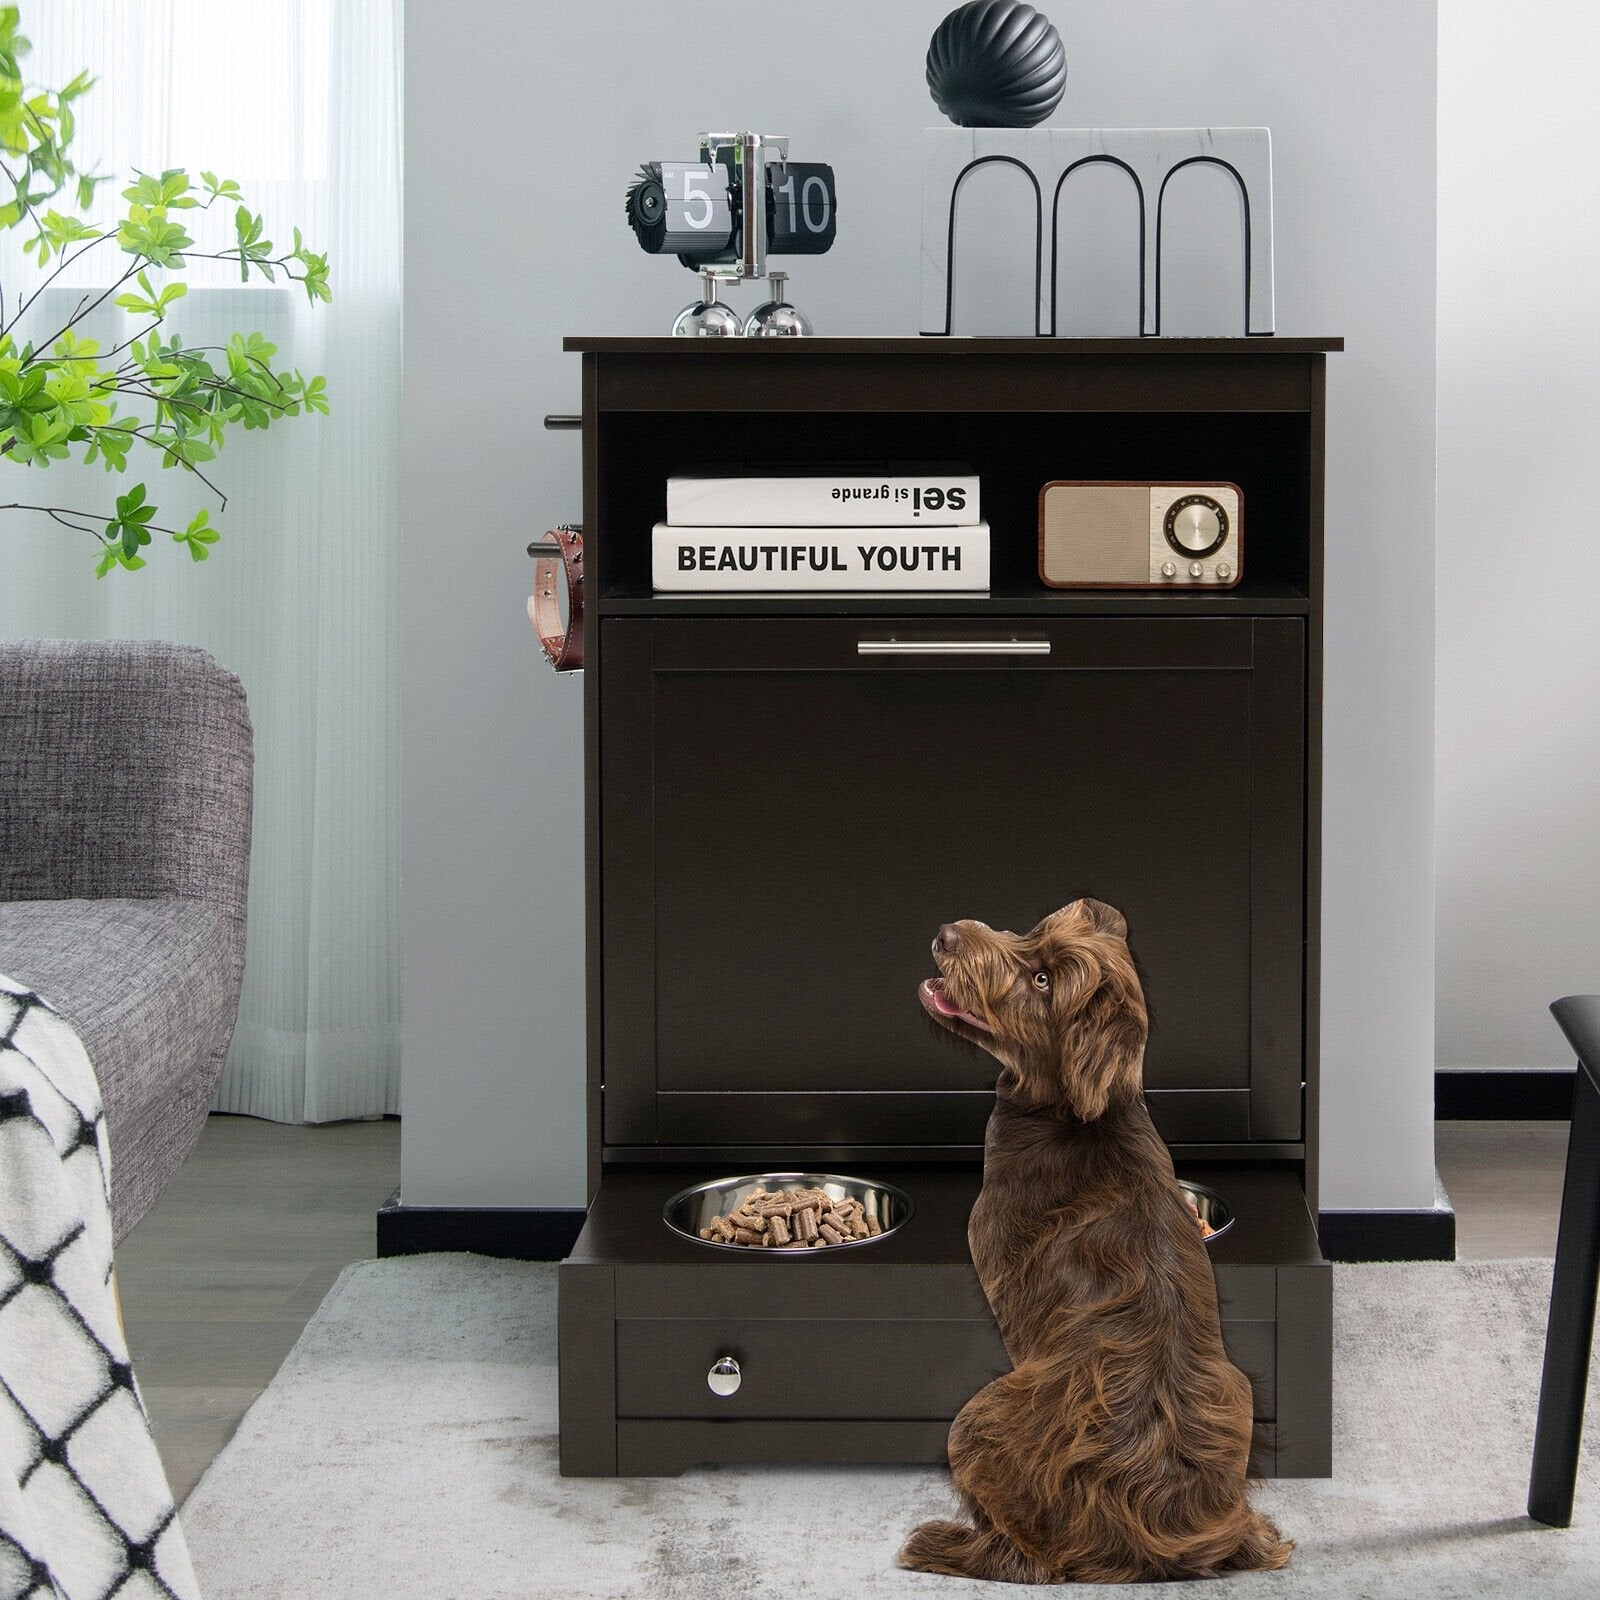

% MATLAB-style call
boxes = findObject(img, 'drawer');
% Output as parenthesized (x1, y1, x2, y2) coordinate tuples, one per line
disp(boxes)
(615, 1316, 1275, 1423)
(616, 1318, 1006, 1420)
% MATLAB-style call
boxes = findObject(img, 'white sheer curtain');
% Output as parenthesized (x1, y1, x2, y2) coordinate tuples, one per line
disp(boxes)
(0, 1, 402, 1121)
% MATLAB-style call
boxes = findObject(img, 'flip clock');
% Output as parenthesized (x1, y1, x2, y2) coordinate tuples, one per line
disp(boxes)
(625, 133, 836, 335)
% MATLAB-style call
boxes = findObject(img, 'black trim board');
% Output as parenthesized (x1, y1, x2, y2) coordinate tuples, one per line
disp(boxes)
(377, 1192, 585, 1261)
(1435, 1069, 1576, 1121)
(1317, 1206, 1455, 1263)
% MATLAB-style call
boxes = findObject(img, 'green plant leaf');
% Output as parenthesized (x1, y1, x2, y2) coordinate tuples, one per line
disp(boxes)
(171, 506, 220, 562)
(199, 168, 241, 204)
(118, 203, 194, 266)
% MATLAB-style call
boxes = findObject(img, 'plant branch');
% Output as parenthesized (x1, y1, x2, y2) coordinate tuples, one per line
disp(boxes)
(7, 229, 117, 333)
(0, 500, 187, 541)
(0, 155, 53, 257)
(173, 248, 313, 280)
(96, 317, 167, 365)
(115, 379, 291, 424)
(86, 421, 228, 503)
(25, 259, 143, 355)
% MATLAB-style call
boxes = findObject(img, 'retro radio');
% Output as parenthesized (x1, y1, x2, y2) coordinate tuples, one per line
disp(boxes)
(1038, 481, 1242, 589)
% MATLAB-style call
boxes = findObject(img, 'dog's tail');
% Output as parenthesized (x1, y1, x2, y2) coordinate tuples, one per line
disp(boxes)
(898, 1519, 1054, 1584)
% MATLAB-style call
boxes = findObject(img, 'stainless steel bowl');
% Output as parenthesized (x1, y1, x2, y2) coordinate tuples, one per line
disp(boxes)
(663, 1172, 913, 1254)
(1179, 1181, 1234, 1243)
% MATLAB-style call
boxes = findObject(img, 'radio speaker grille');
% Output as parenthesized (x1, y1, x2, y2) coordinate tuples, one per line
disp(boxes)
(1041, 486, 1149, 584)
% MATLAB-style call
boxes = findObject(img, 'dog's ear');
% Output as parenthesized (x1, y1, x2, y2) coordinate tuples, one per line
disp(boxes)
(1056, 940, 1147, 1121)
(1073, 898, 1128, 940)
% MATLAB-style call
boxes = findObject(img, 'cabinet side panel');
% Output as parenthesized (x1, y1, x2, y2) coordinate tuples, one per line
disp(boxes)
(1250, 619, 1308, 1141)
(559, 1260, 617, 1476)
(1304, 357, 1326, 1213)
(1274, 1262, 1333, 1477)
(599, 620, 659, 1145)
(585, 352, 604, 1199)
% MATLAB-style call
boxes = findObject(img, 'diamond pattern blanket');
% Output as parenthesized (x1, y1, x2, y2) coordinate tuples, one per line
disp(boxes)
(0, 976, 199, 1600)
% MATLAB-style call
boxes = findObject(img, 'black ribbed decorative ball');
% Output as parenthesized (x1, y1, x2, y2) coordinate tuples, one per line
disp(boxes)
(925, 0, 1067, 128)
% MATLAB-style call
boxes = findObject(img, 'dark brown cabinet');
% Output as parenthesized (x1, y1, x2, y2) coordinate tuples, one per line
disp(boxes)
(601, 614, 1305, 1151)
(559, 336, 1339, 1481)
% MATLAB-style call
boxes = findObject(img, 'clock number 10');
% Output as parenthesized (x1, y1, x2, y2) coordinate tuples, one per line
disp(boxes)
(767, 162, 837, 255)
(776, 173, 831, 234)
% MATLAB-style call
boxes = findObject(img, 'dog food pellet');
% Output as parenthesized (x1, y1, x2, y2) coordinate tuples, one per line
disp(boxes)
(699, 1186, 885, 1250)
(1186, 1198, 1216, 1239)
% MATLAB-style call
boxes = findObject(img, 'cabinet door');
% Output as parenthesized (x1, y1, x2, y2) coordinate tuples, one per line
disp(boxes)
(600, 616, 1304, 1151)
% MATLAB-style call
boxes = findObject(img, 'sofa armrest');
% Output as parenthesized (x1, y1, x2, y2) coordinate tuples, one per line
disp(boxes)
(0, 639, 253, 914)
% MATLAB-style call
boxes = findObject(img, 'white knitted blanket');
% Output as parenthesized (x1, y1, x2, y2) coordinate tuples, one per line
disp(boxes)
(0, 976, 199, 1600)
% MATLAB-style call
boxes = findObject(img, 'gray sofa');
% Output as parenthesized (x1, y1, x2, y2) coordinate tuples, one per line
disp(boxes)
(0, 640, 253, 1241)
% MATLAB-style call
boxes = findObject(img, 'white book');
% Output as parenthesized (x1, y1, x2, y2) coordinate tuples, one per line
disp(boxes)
(666, 468, 980, 527)
(653, 523, 990, 592)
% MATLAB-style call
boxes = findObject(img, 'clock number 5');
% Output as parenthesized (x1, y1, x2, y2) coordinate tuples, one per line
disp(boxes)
(681, 167, 716, 230)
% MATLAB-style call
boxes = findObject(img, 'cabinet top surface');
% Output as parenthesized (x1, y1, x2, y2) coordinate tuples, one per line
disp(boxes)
(563, 335, 1343, 356)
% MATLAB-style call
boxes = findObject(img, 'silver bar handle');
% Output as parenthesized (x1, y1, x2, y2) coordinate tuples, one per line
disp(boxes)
(856, 638, 1050, 656)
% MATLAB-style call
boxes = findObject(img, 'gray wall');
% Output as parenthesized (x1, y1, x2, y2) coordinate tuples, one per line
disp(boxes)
(1436, 1, 1600, 1074)
(401, 0, 1438, 1212)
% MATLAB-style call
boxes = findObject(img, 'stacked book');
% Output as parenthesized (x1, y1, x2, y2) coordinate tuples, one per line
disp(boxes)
(653, 466, 988, 593)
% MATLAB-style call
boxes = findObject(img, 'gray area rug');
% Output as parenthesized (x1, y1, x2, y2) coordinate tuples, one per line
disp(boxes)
(180, 1255, 1599, 1599)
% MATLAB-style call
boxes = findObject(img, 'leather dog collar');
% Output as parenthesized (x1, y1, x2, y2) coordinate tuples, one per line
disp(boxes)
(528, 525, 584, 672)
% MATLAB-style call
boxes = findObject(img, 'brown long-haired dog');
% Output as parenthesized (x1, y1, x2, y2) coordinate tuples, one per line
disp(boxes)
(901, 898, 1292, 1583)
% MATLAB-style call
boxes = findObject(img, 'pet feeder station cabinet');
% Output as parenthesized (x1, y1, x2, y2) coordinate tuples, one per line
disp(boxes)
(557, 335, 1338, 1478)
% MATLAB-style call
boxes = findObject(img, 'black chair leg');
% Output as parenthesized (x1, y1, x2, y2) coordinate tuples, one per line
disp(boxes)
(1529, 1061, 1600, 1526)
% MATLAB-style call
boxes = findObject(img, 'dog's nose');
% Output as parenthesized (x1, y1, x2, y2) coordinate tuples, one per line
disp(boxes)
(934, 924, 962, 956)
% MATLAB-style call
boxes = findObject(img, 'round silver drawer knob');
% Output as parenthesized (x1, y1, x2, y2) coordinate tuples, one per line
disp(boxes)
(708, 1355, 742, 1397)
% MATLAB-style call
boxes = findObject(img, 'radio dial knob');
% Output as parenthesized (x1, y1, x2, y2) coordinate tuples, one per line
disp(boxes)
(1216, 562, 1233, 581)
(1161, 561, 1177, 579)
(1189, 562, 1203, 579)
(1164, 494, 1228, 559)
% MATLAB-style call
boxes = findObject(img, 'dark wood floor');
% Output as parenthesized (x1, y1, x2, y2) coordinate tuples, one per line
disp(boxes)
(114, 1114, 1566, 1503)
(1434, 1118, 1571, 1259)
(115, 1114, 401, 1502)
